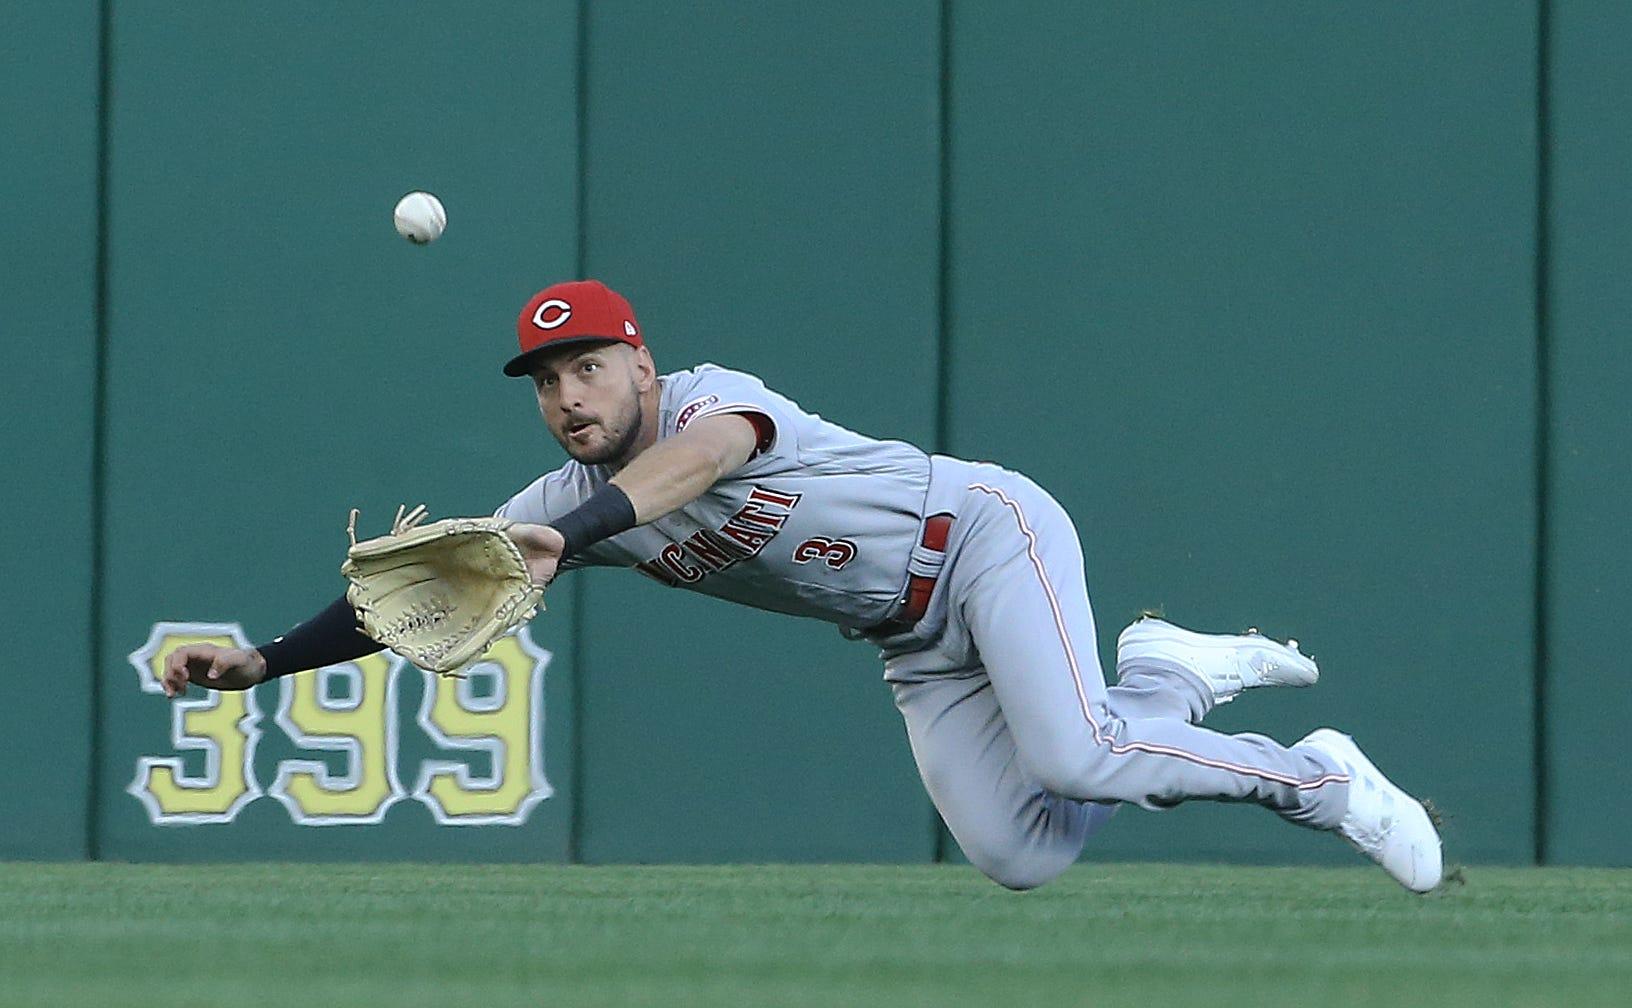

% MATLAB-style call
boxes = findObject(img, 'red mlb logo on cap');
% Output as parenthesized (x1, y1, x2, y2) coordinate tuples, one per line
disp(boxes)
(505, 279, 642, 377)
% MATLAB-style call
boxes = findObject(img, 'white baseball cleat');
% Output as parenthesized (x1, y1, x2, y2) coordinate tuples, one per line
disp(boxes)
(1114, 616, 1318, 705)
(1295, 728, 1443, 893)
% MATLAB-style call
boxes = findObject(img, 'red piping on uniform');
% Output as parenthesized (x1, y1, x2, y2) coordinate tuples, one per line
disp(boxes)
(967, 482, 1348, 792)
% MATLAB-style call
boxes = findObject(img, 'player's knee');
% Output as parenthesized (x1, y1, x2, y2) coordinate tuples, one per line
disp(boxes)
(956, 828, 1080, 891)
(968, 845, 1076, 892)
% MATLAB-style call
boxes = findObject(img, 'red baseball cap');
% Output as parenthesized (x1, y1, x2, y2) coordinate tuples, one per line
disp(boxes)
(504, 279, 643, 377)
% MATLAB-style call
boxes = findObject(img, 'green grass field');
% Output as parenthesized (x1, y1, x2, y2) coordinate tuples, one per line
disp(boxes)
(0, 863, 1626, 1007)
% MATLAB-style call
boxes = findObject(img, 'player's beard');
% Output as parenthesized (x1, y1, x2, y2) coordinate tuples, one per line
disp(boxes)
(564, 387, 644, 467)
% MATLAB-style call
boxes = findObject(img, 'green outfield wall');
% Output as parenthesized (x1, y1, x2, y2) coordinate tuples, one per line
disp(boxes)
(1542, 1, 1632, 866)
(0, 0, 100, 860)
(1, 1, 1623, 868)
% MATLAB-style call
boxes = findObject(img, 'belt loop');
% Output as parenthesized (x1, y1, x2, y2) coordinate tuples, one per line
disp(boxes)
(899, 512, 956, 623)
(871, 512, 957, 637)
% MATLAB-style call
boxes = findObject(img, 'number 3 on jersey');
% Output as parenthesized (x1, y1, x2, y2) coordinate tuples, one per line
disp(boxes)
(792, 537, 858, 570)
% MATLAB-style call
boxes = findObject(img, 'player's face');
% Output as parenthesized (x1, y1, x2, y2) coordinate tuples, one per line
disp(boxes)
(530, 343, 649, 466)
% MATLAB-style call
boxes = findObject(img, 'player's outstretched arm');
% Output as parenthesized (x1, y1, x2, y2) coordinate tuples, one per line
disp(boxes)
(610, 413, 758, 522)
(164, 595, 385, 697)
(504, 413, 758, 581)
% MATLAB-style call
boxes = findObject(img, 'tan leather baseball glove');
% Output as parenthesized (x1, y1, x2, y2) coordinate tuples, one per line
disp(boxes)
(341, 504, 545, 674)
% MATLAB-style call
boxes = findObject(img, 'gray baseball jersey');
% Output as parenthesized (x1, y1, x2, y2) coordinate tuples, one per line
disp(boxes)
(497, 363, 931, 630)
(499, 364, 1350, 890)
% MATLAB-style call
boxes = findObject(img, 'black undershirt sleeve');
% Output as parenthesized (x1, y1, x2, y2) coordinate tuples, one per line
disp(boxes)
(255, 594, 383, 679)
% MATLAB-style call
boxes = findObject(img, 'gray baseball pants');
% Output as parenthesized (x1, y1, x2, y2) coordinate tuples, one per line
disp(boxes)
(873, 458, 1350, 890)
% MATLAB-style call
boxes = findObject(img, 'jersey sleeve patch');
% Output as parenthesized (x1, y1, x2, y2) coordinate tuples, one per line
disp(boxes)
(675, 394, 721, 432)
(666, 366, 795, 463)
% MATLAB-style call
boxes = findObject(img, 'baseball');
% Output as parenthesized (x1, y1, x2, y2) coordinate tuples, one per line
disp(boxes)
(393, 190, 446, 244)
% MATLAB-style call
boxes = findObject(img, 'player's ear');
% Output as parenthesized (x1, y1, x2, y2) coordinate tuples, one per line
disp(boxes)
(629, 345, 657, 391)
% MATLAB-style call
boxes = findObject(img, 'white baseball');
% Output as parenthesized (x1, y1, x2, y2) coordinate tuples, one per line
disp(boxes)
(393, 190, 446, 244)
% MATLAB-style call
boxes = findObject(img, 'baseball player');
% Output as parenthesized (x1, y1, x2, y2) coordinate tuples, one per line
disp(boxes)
(164, 279, 1442, 892)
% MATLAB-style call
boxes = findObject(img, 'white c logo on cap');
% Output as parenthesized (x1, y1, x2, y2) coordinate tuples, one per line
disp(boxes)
(532, 299, 572, 330)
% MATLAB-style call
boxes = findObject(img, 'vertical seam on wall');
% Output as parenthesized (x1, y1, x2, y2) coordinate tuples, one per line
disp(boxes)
(931, 0, 953, 865)
(934, 0, 953, 462)
(1531, 0, 1553, 868)
(567, 0, 590, 866)
(86, 0, 114, 863)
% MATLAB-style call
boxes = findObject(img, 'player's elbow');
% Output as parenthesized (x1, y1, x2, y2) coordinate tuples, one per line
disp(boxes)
(676, 413, 758, 480)
(678, 438, 739, 485)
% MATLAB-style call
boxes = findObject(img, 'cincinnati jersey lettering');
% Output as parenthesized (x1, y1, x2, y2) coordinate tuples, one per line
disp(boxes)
(636, 486, 802, 586)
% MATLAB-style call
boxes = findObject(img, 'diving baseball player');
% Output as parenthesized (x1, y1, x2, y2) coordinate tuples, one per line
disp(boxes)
(164, 279, 1443, 893)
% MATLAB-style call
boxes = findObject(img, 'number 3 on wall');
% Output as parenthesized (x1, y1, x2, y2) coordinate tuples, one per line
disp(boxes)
(127, 623, 265, 824)
(127, 622, 553, 826)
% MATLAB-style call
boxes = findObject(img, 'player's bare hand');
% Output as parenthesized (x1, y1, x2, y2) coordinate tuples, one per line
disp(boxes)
(504, 522, 566, 586)
(162, 644, 268, 697)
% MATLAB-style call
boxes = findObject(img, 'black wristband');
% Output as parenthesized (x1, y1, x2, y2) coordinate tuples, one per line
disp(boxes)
(255, 594, 384, 679)
(550, 484, 637, 560)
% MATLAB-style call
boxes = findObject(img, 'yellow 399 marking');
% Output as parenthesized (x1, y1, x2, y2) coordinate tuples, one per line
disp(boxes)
(129, 622, 553, 827)
(269, 652, 406, 824)
(412, 633, 554, 824)
(126, 623, 264, 824)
